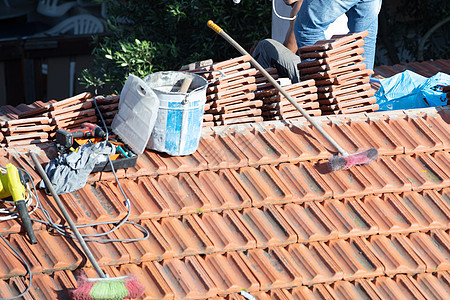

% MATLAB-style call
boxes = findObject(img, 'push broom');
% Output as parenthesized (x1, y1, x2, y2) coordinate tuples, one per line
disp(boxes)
(207, 20, 378, 171)
(30, 151, 145, 300)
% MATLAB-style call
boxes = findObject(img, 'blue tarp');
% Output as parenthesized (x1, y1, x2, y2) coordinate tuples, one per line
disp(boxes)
(375, 70, 449, 111)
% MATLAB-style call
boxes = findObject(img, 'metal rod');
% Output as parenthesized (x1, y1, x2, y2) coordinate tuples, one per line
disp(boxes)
(29, 151, 106, 278)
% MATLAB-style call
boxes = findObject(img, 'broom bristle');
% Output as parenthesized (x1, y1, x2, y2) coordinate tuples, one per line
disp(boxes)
(71, 273, 145, 300)
(328, 148, 378, 172)
(123, 274, 146, 299)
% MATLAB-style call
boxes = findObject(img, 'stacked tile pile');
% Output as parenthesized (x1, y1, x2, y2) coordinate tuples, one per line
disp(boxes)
(298, 31, 378, 115)
(257, 79, 321, 121)
(187, 55, 279, 126)
(0, 92, 119, 147)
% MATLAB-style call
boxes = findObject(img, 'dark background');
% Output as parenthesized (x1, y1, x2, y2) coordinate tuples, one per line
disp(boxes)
(0, 0, 448, 106)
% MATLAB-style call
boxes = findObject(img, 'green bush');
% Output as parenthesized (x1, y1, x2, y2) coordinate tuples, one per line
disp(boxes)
(80, 0, 271, 93)
(377, 0, 449, 65)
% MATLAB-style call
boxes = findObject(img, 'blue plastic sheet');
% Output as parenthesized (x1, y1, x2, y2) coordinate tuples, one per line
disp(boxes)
(375, 70, 449, 111)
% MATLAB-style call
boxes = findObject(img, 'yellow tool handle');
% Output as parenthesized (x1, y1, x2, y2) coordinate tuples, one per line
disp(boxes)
(207, 20, 222, 34)
(6, 164, 37, 244)
(6, 164, 26, 202)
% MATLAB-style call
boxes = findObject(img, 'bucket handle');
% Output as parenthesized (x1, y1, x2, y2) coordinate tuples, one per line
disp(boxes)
(192, 70, 226, 85)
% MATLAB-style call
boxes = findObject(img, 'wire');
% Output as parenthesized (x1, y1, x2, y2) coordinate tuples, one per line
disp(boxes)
(272, 0, 297, 21)
(21, 96, 150, 243)
(28, 167, 149, 243)
(0, 232, 32, 300)
(0, 184, 38, 221)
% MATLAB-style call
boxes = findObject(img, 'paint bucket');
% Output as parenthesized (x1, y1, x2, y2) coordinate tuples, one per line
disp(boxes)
(143, 71, 208, 156)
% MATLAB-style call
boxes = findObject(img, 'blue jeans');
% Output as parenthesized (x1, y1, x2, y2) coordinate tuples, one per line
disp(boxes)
(294, 0, 382, 70)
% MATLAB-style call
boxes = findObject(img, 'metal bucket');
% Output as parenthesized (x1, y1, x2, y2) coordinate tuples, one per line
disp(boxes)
(143, 71, 208, 156)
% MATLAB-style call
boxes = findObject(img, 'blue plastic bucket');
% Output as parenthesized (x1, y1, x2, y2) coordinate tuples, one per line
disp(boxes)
(143, 71, 208, 156)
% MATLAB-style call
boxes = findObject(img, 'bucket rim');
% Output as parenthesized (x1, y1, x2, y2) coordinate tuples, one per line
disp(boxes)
(143, 71, 208, 95)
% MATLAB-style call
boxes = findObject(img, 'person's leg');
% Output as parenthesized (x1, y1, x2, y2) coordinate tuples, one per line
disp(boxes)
(347, 0, 382, 70)
(253, 39, 301, 83)
(294, 0, 359, 49)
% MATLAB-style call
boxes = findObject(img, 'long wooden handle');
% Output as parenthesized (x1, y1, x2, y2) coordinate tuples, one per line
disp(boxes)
(207, 20, 348, 156)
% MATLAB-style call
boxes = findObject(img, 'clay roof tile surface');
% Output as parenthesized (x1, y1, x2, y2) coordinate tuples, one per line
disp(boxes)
(0, 59, 449, 299)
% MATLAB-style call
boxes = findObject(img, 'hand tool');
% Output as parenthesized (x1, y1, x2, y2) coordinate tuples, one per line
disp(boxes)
(207, 20, 378, 171)
(55, 122, 106, 152)
(179, 77, 193, 93)
(30, 151, 145, 300)
(0, 164, 37, 244)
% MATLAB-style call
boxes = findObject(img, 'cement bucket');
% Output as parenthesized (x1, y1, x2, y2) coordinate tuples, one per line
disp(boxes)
(143, 71, 208, 156)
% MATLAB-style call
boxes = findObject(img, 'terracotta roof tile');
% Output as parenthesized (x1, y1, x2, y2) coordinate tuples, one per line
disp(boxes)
(197, 169, 252, 211)
(154, 257, 219, 299)
(359, 194, 417, 235)
(409, 231, 450, 272)
(196, 132, 248, 170)
(119, 177, 170, 220)
(277, 162, 333, 202)
(366, 234, 427, 276)
(196, 210, 256, 252)
(328, 237, 385, 280)
(198, 252, 260, 295)
(372, 275, 422, 299)
(280, 202, 339, 242)
(332, 279, 383, 299)
(415, 272, 450, 299)
(400, 190, 450, 230)
(29, 230, 83, 272)
(319, 198, 378, 238)
(0, 277, 29, 299)
(228, 128, 289, 167)
(237, 206, 297, 247)
(121, 262, 175, 299)
(237, 166, 293, 206)
(9, 235, 43, 276)
(156, 215, 214, 257)
(269, 124, 330, 162)
(238, 247, 303, 290)
(288, 242, 343, 285)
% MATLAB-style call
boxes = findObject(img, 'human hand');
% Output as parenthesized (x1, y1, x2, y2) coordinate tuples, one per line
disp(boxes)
(283, 0, 300, 6)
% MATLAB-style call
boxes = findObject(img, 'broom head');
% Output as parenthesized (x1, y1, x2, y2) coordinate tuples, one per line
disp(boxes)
(328, 148, 378, 172)
(71, 273, 145, 300)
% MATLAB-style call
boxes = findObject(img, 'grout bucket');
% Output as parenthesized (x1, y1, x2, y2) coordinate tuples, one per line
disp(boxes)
(143, 71, 208, 156)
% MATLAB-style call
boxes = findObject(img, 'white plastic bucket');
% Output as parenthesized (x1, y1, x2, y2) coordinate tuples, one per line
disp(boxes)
(143, 71, 208, 156)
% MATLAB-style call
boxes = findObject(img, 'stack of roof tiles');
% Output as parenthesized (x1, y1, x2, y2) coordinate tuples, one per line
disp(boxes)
(0, 93, 119, 148)
(257, 79, 321, 121)
(187, 55, 279, 126)
(194, 56, 324, 124)
(298, 31, 378, 115)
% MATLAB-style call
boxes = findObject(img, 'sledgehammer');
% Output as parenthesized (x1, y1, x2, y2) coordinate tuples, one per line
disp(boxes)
(207, 20, 378, 171)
